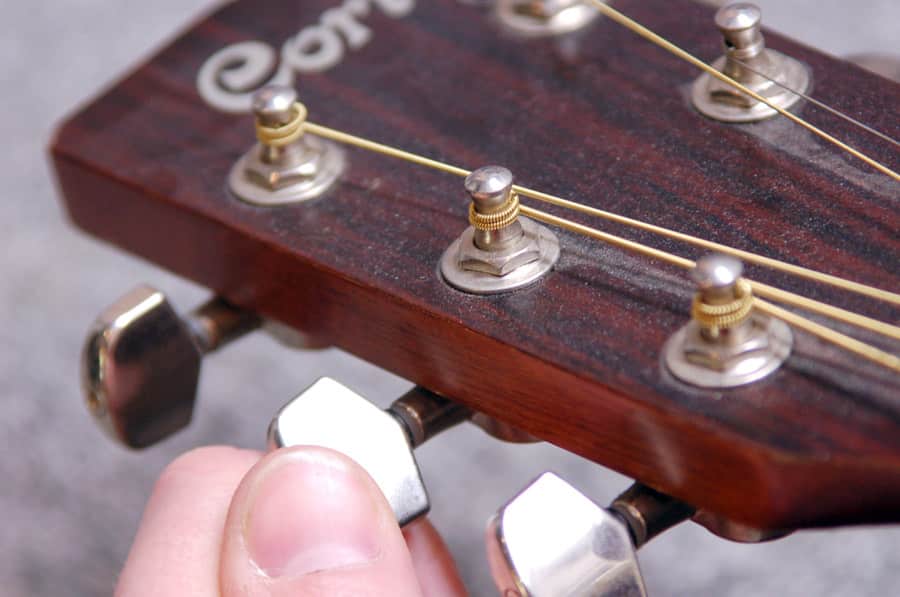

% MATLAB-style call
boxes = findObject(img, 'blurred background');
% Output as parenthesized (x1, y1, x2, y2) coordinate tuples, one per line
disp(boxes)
(2, 0, 898, 595)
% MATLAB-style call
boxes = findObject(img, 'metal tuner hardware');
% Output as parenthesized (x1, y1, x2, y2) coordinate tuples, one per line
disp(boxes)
(228, 85, 345, 206)
(663, 253, 792, 389)
(268, 378, 471, 526)
(692, 2, 811, 122)
(441, 165, 560, 294)
(82, 286, 260, 448)
(495, 0, 602, 37)
(487, 473, 694, 597)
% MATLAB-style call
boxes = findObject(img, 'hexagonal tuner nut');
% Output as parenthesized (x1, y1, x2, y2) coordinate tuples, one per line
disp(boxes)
(268, 377, 429, 526)
(486, 473, 647, 597)
(82, 286, 202, 449)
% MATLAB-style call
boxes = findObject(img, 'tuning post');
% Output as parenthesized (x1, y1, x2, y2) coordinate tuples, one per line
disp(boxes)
(269, 379, 471, 525)
(441, 165, 560, 294)
(663, 254, 792, 389)
(486, 473, 693, 596)
(495, 0, 602, 37)
(228, 85, 345, 205)
(82, 286, 260, 449)
(692, 3, 811, 122)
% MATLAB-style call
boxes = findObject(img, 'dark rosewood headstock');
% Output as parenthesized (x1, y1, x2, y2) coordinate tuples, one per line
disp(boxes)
(51, 0, 899, 534)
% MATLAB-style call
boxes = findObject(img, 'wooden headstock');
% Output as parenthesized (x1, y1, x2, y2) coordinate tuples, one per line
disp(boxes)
(51, 0, 899, 535)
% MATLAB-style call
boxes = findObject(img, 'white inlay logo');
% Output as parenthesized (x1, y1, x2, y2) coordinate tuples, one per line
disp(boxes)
(197, 0, 416, 113)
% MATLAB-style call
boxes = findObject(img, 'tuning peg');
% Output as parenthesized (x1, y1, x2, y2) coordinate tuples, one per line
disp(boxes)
(268, 378, 470, 525)
(486, 473, 693, 597)
(691, 2, 810, 122)
(228, 85, 345, 206)
(82, 286, 260, 449)
(495, 0, 600, 37)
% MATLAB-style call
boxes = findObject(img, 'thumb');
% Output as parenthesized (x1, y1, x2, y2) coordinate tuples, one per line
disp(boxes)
(219, 446, 424, 597)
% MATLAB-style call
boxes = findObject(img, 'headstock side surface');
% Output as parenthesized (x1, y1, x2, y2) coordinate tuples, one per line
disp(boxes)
(52, 0, 900, 531)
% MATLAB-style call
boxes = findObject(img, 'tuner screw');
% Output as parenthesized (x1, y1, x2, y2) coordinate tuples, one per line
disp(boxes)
(252, 85, 299, 128)
(663, 254, 793, 389)
(691, 2, 811, 122)
(82, 286, 259, 448)
(715, 3, 763, 51)
(440, 165, 560, 295)
(691, 253, 744, 307)
(228, 84, 346, 206)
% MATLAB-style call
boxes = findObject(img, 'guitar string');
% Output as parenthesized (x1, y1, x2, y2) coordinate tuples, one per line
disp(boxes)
(519, 205, 900, 373)
(298, 120, 900, 368)
(303, 120, 900, 327)
(729, 56, 900, 149)
(583, 0, 900, 182)
(512, 186, 900, 306)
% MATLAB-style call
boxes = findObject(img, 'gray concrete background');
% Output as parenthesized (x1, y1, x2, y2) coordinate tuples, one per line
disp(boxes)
(2, 1, 898, 595)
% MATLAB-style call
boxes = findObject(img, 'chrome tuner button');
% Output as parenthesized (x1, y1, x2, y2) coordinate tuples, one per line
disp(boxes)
(486, 473, 648, 597)
(690, 253, 743, 305)
(251, 85, 299, 127)
(228, 84, 345, 206)
(663, 254, 792, 389)
(440, 165, 559, 295)
(487, 475, 692, 596)
(82, 286, 259, 448)
(496, 0, 602, 37)
(692, 2, 811, 122)
(268, 379, 469, 526)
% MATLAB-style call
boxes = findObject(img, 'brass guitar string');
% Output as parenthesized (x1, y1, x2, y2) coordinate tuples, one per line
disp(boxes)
(295, 119, 900, 370)
(514, 186, 900, 307)
(302, 120, 900, 336)
(519, 205, 900, 373)
(584, 0, 900, 182)
(299, 122, 900, 307)
(729, 57, 900, 149)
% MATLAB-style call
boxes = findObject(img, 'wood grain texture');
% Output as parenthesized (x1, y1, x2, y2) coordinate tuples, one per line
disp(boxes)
(50, 0, 900, 530)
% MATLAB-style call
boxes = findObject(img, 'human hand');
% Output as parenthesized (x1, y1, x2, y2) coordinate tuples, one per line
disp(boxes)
(116, 445, 468, 596)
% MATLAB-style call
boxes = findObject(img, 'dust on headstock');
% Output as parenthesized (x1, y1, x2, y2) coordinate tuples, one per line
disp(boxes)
(51, 0, 900, 531)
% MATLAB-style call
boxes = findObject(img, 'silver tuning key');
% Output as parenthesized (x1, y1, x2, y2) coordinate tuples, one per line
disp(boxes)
(268, 378, 470, 526)
(82, 286, 259, 448)
(486, 473, 693, 597)
(691, 3, 810, 122)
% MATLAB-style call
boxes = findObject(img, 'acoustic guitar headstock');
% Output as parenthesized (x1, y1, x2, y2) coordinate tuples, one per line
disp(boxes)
(51, 0, 899, 593)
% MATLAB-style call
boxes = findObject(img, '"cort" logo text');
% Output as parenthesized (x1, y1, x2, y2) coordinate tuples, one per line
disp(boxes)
(197, 0, 416, 112)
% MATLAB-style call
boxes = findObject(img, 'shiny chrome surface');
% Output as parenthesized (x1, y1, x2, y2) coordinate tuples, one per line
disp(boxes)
(496, 0, 602, 37)
(268, 377, 430, 526)
(692, 3, 810, 122)
(486, 472, 647, 597)
(82, 286, 202, 449)
(690, 253, 744, 305)
(82, 287, 259, 448)
(441, 217, 560, 294)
